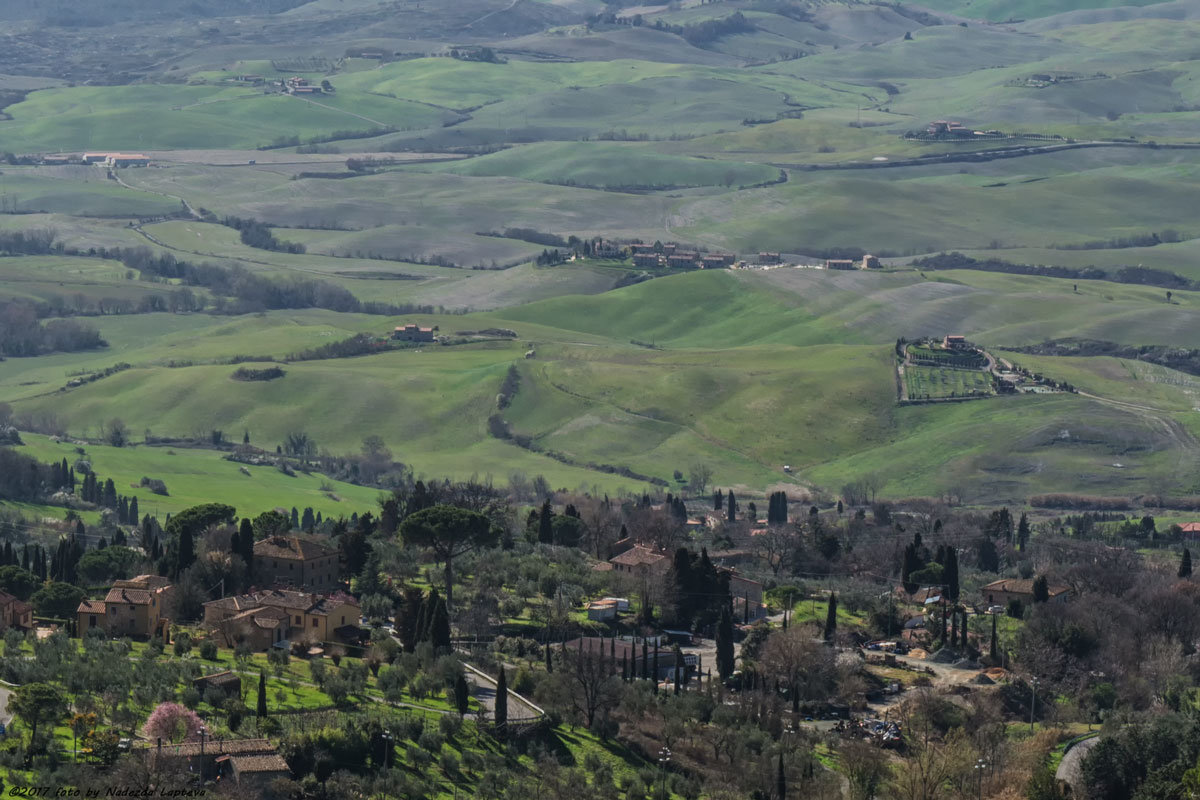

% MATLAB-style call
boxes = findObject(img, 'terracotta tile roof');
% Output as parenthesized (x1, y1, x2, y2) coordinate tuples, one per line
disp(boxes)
(207, 589, 357, 619)
(232, 753, 291, 774)
(609, 546, 667, 568)
(149, 738, 276, 758)
(982, 578, 1069, 597)
(254, 535, 338, 561)
(1181, 523, 1200, 532)
(77, 599, 106, 615)
(114, 575, 172, 591)
(105, 587, 152, 605)
(196, 671, 241, 686)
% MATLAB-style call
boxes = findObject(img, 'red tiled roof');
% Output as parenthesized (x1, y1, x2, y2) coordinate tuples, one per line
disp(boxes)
(105, 588, 152, 605)
(232, 753, 291, 773)
(254, 535, 338, 561)
(1181, 523, 1200, 532)
(77, 600, 106, 615)
(610, 546, 667, 568)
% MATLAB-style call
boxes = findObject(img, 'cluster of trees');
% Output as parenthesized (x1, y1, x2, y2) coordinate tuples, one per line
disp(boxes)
(648, 11, 756, 45)
(0, 300, 106, 357)
(219, 215, 306, 254)
(765, 490, 789, 525)
(914, 251, 1197, 292)
(664, 547, 730, 629)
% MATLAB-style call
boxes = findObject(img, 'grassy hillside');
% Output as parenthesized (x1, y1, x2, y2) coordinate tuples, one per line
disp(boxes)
(12, 433, 381, 518)
(0, 168, 179, 217)
(6, 268, 1200, 502)
(0, 85, 447, 151)
(417, 141, 781, 188)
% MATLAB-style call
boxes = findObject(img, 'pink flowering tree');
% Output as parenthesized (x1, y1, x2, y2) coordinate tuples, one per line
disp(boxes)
(143, 702, 203, 744)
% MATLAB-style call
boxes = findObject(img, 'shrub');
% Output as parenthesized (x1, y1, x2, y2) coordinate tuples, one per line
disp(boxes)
(173, 633, 192, 657)
(438, 713, 462, 740)
(139, 476, 169, 496)
(179, 687, 201, 709)
(199, 640, 218, 660)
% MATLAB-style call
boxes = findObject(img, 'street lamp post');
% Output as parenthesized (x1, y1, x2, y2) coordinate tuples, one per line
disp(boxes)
(975, 758, 987, 800)
(198, 726, 207, 783)
(657, 746, 672, 800)
(381, 729, 393, 769)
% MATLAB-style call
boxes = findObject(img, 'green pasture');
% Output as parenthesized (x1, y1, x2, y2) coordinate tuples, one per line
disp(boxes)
(0, 168, 178, 217)
(416, 141, 780, 188)
(904, 365, 993, 400)
(0, 85, 446, 152)
(15, 433, 382, 518)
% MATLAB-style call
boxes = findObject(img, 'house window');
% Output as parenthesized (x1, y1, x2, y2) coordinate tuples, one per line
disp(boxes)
(295, 616, 301, 625)
(89, 615, 97, 627)
(341, 616, 345, 624)
(312, 619, 318, 627)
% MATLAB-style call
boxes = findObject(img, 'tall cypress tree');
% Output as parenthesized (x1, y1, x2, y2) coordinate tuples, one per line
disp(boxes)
(727, 492, 737, 522)
(1180, 548, 1193, 578)
(945, 548, 959, 602)
(455, 673, 470, 714)
(777, 751, 786, 800)
(823, 593, 838, 643)
(714, 489, 723, 511)
(257, 671, 268, 717)
(538, 500, 554, 545)
(989, 611, 998, 661)
(716, 605, 735, 680)
(1017, 513, 1031, 551)
(494, 666, 508, 733)
(429, 595, 452, 652)
(128, 496, 138, 526)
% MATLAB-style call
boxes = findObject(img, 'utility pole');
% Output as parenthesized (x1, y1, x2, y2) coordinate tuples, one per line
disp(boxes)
(1029, 678, 1039, 733)
(975, 758, 987, 800)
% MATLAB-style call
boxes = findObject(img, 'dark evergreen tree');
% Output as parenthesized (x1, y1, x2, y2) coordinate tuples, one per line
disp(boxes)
(176, 525, 195, 579)
(257, 671, 267, 717)
(544, 637, 553, 673)
(990, 611, 998, 660)
(397, 587, 424, 653)
(977, 538, 1000, 572)
(538, 500, 554, 545)
(1181, 547, 1193, 579)
(429, 594, 452, 652)
(716, 604, 735, 679)
(1032, 575, 1049, 603)
(102, 478, 117, 508)
(945, 548, 959, 602)
(727, 491, 737, 522)
(672, 644, 683, 694)
(777, 751, 786, 800)
(290, 507, 299, 530)
(494, 666, 508, 732)
(823, 592, 837, 643)
(714, 489, 723, 511)
(1017, 513, 1031, 551)
(300, 507, 315, 532)
(128, 496, 138, 525)
(454, 673, 470, 715)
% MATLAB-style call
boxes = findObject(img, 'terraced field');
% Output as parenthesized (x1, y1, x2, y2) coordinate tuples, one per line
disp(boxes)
(904, 365, 994, 400)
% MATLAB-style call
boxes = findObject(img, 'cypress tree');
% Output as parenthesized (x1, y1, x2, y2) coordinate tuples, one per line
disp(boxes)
(239, 518, 255, 576)
(494, 666, 508, 732)
(672, 644, 683, 695)
(1017, 513, 1031, 551)
(990, 611, 998, 660)
(714, 489, 723, 511)
(1032, 575, 1049, 603)
(454, 673, 470, 715)
(716, 605, 734, 679)
(545, 638, 553, 673)
(652, 645, 659, 693)
(257, 671, 268, 717)
(177, 525, 195, 578)
(823, 592, 838, 643)
(727, 491, 737, 522)
(128, 496, 138, 525)
(1180, 548, 1193, 578)
(429, 595, 452, 652)
(945, 548, 959, 602)
(777, 751, 786, 800)
(290, 507, 299, 530)
(538, 500, 554, 545)
(642, 640, 649, 680)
